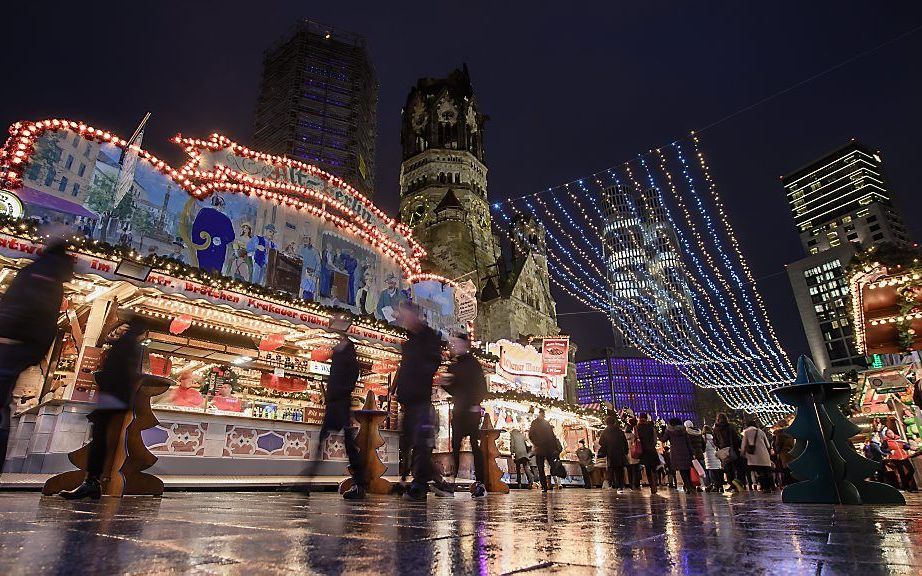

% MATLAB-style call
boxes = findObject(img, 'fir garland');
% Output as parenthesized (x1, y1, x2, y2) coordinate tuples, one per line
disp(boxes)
(486, 389, 604, 420)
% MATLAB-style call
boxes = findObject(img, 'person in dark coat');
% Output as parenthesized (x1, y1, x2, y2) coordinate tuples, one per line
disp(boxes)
(0, 239, 72, 473)
(394, 301, 443, 500)
(575, 440, 594, 489)
(661, 417, 696, 493)
(713, 413, 745, 491)
(60, 315, 147, 499)
(598, 414, 628, 491)
(635, 413, 660, 493)
(441, 332, 487, 498)
(529, 408, 561, 492)
(304, 314, 365, 499)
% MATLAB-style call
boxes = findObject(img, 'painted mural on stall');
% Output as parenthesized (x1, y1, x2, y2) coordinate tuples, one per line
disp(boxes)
(16, 129, 409, 321)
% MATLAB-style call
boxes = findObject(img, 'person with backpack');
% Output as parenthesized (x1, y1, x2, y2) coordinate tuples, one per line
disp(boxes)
(529, 408, 561, 492)
(740, 419, 774, 493)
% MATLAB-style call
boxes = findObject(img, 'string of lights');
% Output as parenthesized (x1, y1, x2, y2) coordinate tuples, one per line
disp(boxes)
(493, 136, 792, 417)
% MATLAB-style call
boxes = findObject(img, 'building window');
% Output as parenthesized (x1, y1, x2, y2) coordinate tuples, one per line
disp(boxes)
(71, 183, 80, 197)
(58, 176, 68, 192)
(44, 169, 56, 187)
(64, 155, 74, 170)
(872, 233, 884, 241)
(77, 163, 86, 177)
(84, 143, 92, 158)
(869, 224, 881, 232)
(867, 215, 878, 223)
(71, 134, 80, 147)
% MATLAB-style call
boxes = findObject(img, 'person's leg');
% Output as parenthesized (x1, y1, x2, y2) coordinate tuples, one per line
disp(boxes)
(86, 411, 113, 480)
(537, 455, 549, 491)
(0, 353, 29, 474)
(450, 420, 463, 479)
(646, 463, 658, 492)
(343, 425, 364, 487)
(581, 465, 592, 488)
(469, 431, 484, 484)
(614, 465, 625, 489)
(679, 469, 693, 492)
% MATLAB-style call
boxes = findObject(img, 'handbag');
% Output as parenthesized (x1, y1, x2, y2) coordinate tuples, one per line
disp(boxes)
(690, 465, 701, 487)
(630, 437, 643, 459)
(692, 458, 706, 478)
(716, 446, 734, 464)
(552, 459, 568, 479)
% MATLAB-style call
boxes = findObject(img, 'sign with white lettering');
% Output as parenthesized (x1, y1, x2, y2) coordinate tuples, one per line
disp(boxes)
(0, 189, 23, 219)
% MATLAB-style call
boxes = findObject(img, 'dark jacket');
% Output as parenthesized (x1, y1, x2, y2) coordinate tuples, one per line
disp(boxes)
(686, 426, 705, 460)
(442, 352, 487, 413)
(660, 425, 694, 471)
(0, 244, 72, 365)
(326, 338, 359, 405)
(95, 322, 145, 407)
(394, 325, 442, 406)
(635, 421, 660, 466)
(599, 425, 628, 467)
(713, 421, 741, 453)
(529, 417, 560, 457)
(576, 446, 594, 467)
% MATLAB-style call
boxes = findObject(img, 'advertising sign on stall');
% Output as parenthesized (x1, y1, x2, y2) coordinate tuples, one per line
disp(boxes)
(488, 339, 565, 400)
(541, 337, 570, 376)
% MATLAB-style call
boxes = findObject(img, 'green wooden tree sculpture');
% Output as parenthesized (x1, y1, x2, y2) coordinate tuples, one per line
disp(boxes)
(773, 356, 904, 505)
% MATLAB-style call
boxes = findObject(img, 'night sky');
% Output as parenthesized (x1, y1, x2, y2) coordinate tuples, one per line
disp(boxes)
(3, 2, 921, 359)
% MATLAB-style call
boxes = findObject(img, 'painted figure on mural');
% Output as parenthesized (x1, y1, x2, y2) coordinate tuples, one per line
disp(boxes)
(319, 246, 336, 298)
(376, 272, 407, 322)
(341, 248, 358, 305)
(224, 223, 253, 282)
(190, 195, 236, 274)
(169, 237, 186, 264)
(355, 268, 377, 316)
(299, 236, 320, 300)
(247, 223, 277, 285)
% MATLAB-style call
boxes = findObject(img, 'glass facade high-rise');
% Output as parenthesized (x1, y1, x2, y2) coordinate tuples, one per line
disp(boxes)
(576, 355, 698, 423)
(253, 20, 377, 196)
(784, 141, 912, 377)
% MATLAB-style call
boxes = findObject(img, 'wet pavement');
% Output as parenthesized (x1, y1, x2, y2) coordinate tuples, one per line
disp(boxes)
(0, 489, 920, 575)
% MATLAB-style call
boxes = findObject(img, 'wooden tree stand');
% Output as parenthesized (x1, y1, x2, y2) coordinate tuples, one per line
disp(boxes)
(42, 375, 173, 497)
(479, 413, 509, 494)
(338, 391, 392, 495)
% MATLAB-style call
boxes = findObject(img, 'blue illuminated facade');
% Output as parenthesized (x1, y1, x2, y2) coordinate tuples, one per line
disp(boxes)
(576, 356, 698, 423)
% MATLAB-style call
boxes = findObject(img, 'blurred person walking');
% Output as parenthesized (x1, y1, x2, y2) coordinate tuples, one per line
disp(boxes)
(529, 408, 562, 492)
(713, 413, 744, 492)
(59, 315, 147, 499)
(510, 423, 533, 488)
(441, 332, 488, 498)
(661, 418, 696, 493)
(702, 425, 724, 492)
(624, 418, 641, 490)
(394, 301, 443, 500)
(576, 440, 595, 489)
(0, 239, 72, 473)
(304, 314, 366, 499)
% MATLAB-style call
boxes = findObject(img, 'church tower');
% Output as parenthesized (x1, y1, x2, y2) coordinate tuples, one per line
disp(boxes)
(399, 65, 498, 286)
(399, 65, 559, 344)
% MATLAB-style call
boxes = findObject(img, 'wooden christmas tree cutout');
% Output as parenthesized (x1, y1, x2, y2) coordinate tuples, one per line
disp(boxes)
(43, 375, 173, 497)
(479, 412, 509, 494)
(338, 391, 392, 495)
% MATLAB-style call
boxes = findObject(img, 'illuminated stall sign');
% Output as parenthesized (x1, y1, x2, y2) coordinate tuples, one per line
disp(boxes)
(0, 120, 421, 327)
(488, 338, 565, 400)
(541, 337, 570, 377)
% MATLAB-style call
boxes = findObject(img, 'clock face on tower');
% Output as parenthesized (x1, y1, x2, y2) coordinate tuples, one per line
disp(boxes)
(437, 97, 458, 125)
(408, 202, 427, 226)
(411, 100, 427, 133)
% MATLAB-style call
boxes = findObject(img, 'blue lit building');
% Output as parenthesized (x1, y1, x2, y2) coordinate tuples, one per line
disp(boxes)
(576, 353, 698, 423)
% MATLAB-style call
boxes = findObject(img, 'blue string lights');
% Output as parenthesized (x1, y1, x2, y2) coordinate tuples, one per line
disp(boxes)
(493, 136, 793, 418)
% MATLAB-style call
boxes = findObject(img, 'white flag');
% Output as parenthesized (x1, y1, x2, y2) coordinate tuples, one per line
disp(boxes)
(113, 113, 150, 207)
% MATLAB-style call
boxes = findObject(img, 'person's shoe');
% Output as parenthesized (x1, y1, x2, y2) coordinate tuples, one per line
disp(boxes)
(59, 478, 101, 500)
(732, 479, 744, 492)
(432, 482, 454, 498)
(471, 482, 486, 498)
(616, 488, 624, 494)
(342, 485, 366, 500)
(403, 484, 428, 501)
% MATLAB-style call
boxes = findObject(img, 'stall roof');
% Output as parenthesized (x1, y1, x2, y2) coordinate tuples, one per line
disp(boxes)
(17, 186, 99, 219)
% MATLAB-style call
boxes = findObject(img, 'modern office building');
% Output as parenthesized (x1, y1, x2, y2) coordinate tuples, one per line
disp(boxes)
(253, 20, 377, 196)
(783, 141, 913, 377)
(576, 350, 699, 423)
(783, 140, 911, 254)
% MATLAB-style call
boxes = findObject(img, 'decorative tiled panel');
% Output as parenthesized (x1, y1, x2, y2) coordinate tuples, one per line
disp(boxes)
(321, 434, 346, 461)
(223, 426, 311, 459)
(142, 422, 208, 456)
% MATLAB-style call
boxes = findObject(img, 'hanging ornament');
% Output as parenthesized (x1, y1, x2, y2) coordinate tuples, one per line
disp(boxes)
(169, 314, 193, 335)
(311, 346, 333, 362)
(259, 332, 285, 351)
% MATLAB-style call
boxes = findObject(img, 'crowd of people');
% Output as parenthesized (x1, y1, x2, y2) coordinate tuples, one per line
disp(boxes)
(864, 416, 919, 492)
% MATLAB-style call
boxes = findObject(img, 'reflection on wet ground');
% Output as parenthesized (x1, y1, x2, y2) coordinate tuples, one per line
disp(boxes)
(0, 489, 920, 575)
